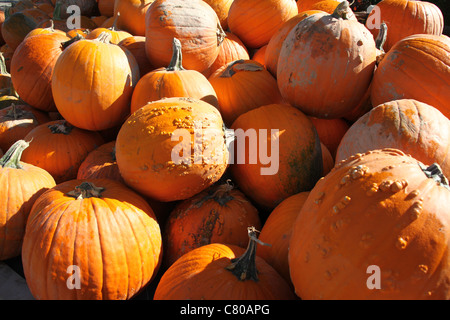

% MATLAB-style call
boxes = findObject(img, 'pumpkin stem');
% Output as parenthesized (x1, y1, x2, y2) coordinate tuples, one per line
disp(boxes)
(5, 103, 20, 120)
(216, 21, 226, 46)
(166, 38, 185, 71)
(67, 182, 105, 200)
(53, 1, 63, 22)
(225, 226, 271, 282)
(62, 33, 83, 48)
(0, 139, 30, 169)
(420, 163, 450, 190)
(48, 120, 73, 135)
(110, 12, 120, 31)
(332, 0, 350, 20)
(375, 22, 387, 52)
(191, 179, 240, 208)
(0, 52, 9, 76)
(95, 31, 113, 44)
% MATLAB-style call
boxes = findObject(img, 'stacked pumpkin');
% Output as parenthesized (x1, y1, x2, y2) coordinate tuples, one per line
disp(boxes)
(0, 0, 448, 301)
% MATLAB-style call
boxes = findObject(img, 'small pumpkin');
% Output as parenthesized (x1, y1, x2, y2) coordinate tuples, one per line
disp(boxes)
(85, 13, 133, 44)
(309, 116, 350, 159)
(0, 140, 55, 260)
(154, 226, 296, 300)
(22, 179, 162, 300)
(24, 20, 67, 38)
(130, 38, 219, 114)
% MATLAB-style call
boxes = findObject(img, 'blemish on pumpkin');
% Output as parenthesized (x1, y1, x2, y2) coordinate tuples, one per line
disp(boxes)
(395, 236, 408, 250)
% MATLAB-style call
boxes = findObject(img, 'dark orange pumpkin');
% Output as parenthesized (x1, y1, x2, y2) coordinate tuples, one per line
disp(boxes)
(1, 12, 38, 50)
(0, 140, 55, 260)
(118, 35, 154, 76)
(309, 116, 350, 159)
(22, 178, 162, 300)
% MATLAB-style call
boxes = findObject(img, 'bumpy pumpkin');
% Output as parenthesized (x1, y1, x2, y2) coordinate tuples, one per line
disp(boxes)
(0, 140, 55, 260)
(289, 148, 450, 299)
(52, 32, 139, 131)
(22, 179, 162, 300)
(230, 103, 323, 209)
(116, 97, 228, 202)
(130, 38, 219, 114)
(277, 1, 377, 118)
(335, 99, 450, 178)
(154, 227, 296, 300)
(145, 0, 226, 72)
(163, 180, 261, 268)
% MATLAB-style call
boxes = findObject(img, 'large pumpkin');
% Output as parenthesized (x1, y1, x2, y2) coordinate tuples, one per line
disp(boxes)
(163, 180, 261, 268)
(52, 32, 140, 131)
(22, 178, 162, 300)
(114, 0, 155, 36)
(144, 0, 225, 73)
(370, 34, 450, 119)
(202, 0, 234, 31)
(365, 0, 444, 52)
(227, 0, 298, 49)
(130, 38, 219, 114)
(289, 148, 450, 299)
(0, 140, 55, 260)
(154, 227, 296, 299)
(335, 99, 450, 178)
(21, 120, 104, 183)
(230, 103, 323, 209)
(277, 1, 377, 119)
(11, 32, 72, 112)
(116, 97, 228, 202)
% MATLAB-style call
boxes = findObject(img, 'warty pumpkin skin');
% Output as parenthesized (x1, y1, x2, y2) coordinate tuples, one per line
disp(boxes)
(21, 120, 105, 183)
(130, 38, 219, 114)
(365, 0, 444, 52)
(116, 97, 228, 202)
(289, 148, 450, 300)
(11, 32, 71, 112)
(51, 32, 140, 131)
(22, 179, 162, 300)
(370, 34, 450, 119)
(144, 0, 226, 73)
(277, 1, 377, 119)
(154, 227, 296, 300)
(335, 99, 450, 178)
(0, 140, 56, 260)
(162, 181, 261, 268)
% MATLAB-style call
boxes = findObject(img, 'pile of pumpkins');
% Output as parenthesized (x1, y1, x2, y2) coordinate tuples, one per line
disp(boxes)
(0, 0, 449, 300)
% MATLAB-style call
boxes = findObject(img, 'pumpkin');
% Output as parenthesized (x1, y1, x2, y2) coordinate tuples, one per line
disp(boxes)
(98, 0, 115, 17)
(0, 44, 13, 73)
(321, 142, 334, 176)
(299, 0, 357, 18)
(277, 1, 377, 119)
(116, 97, 228, 202)
(309, 117, 350, 159)
(257, 191, 309, 285)
(208, 59, 284, 127)
(114, 0, 154, 36)
(91, 15, 108, 28)
(21, 120, 104, 183)
(264, 10, 324, 77)
(144, 0, 226, 73)
(202, 31, 250, 78)
(24, 20, 67, 38)
(202, 0, 234, 31)
(131, 38, 219, 114)
(22, 179, 162, 300)
(0, 10, 5, 46)
(230, 103, 323, 209)
(1, 11, 38, 50)
(370, 34, 450, 119)
(335, 99, 450, 178)
(0, 140, 55, 260)
(154, 226, 296, 299)
(251, 45, 267, 67)
(66, 28, 90, 39)
(118, 36, 154, 76)
(227, 0, 298, 49)
(11, 32, 72, 112)
(77, 140, 124, 183)
(162, 180, 261, 268)
(84, 13, 133, 44)
(52, 32, 139, 131)
(0, 103, 51, 152)
(289, 148, 450, 299)
(365, 0, 444, 52)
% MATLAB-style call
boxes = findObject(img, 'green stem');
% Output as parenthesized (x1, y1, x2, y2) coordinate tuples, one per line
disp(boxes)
(166, 38, 185, 71)
(332, 0, 350, 20)
(0, 140, 30, 169)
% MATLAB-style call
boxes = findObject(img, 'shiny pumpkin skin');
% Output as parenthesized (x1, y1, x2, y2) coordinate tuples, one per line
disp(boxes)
(22, 178, 162, 300)
(289, 148, 450, 300)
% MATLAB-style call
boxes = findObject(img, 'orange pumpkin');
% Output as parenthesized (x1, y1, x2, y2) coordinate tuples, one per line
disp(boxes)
(277, 1, 377, 119)
(22, 178, 162, 300)
(130, 38, 219, 114)
(289, 148, 450, 299)
(163, 181, 261, 268)
(52, 32, 140, 131)
(208, 59, 284, 126)
(230, 103, 323, 209)
(154, 227, 296, 300)
(0, 140, 55, 260)
(251, 44, 267, 67)
(98, 0, 115, 17)
(144, 0, 226, 73)
(309, 117, 350, 159)
(114, 0, 154, 36)
(202, 0, 234, 31)
(321, 142, 334, 176)
(116, 97, 228, 202)
(21, 120, 104, 183)
(118, 36, 154, 76)
(228, 0, 298, 49)
(84, 13, 133, 44)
